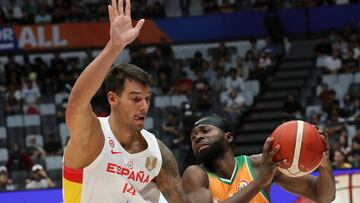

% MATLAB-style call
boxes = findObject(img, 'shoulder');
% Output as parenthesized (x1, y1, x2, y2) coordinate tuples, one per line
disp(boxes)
(183, 165, 208, 182)
(182, 165, 209, 192)
(156, 139, 169, 156)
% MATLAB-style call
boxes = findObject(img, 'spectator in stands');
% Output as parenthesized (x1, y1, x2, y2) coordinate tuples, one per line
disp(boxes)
(309, 113, 325, 129)
(339, 93, 355, 118)
(6, 143, 33, 173)
(332, 150, 352, 168)
(193, 71, 212, 116)
(10, 0, 23, 22)
(235, 56, 250, 80)
(191, 51, 205, 72)
(325, 111, 346, 148)
(249, 38, 260, 58)
(173, 71, 193, 95)
(223, 88, 246, 125)
(322, 48, 342, 74)
(251, 51, 272, 81)
(342, 48, 359, 73)
(210, 66, 226, 93)
(34, 5, 52, 24)
(349, 134, 360, 168)
(43, 133, 63, 156)
(4, 84, 22, 115)
(4, 55, 22, 86)
(244, 50, 257, 76)
(213, 42, 230, 60)
(338, 130, 351, 156)
(26, 135, 46, 167)
(130, 45, 150, 72)
(225, 68, 244, 92)
(56, 98, 67, 122)
(202, 60, 215, 82)
(162, 112, 180, 148)
(25, 164, 55, 189)
(0, 166, 15, 191)
(320, 89, 338, 113)
(21, 78, 41, 114)
(22, 0, 36, 22)
(282, 93, 303, 120)
(332, 35, 348, 57)
(158, 37, 174, 60)
(157, 71, 173, 95)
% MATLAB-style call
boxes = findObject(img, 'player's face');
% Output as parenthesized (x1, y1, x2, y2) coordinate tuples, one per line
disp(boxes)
(109, 79, 151, 130)
(190, 124, 227, 164)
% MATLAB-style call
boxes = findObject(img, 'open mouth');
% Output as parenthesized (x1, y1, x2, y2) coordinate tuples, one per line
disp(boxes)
(134, 116, 145, 122)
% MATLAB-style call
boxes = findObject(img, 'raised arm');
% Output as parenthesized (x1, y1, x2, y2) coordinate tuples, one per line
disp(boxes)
(273, 131, 336, 203)
(64, 0, 144, 168)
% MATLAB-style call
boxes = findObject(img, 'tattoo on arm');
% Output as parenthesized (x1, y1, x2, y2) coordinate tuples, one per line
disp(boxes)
(156, 140, 186, 203)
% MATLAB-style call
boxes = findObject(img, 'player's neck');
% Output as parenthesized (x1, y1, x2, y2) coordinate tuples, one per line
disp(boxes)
(208, 151, 235, 180)
(108, 114, 140, 147)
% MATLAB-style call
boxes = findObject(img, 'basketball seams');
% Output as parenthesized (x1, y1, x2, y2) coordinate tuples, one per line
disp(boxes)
(300, 125, 319, 172)
(274, 121, 324, 177)
(287, 120, 304, 174)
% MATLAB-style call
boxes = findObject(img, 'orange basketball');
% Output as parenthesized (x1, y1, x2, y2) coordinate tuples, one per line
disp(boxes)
(270, 120, 325, 177)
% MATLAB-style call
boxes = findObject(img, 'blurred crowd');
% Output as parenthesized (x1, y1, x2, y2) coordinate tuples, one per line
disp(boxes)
(310, 22, 360, 168)
(1, 0, 360, 25)
(0, 0, 360, 192)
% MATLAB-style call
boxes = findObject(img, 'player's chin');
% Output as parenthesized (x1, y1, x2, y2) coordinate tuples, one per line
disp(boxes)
(134, 121, 145, 129)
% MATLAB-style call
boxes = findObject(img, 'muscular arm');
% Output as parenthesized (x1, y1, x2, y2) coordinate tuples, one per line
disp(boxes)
(273, 158, 335, 203)
(182, 165, 266, 203)
(156, 140, 188, 203)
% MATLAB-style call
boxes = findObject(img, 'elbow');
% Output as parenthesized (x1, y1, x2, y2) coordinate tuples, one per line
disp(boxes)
(317, 192, 335, 203)
(331, 195, 336, 202)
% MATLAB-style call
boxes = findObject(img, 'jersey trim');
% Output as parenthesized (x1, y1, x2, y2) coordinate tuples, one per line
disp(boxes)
(206, 158, 239, 185)
(245, 156, 271, 202)
(63, 166, 83, 184)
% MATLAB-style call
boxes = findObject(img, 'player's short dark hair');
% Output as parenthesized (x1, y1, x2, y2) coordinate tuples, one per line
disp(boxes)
(105, 64, 152, 95)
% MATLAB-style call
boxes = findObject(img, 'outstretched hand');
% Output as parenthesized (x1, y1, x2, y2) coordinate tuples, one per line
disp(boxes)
(108, 0, 145, 47)
(257, 137, 286, 187)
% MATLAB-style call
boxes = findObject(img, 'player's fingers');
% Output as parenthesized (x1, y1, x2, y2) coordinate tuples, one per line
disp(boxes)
(125, 0, 131, 17)
(108, 5, 114, 22)
(112, 0, 118, 16)
(273, 159, 287, 167)
(134, 19, 145, 32)
(118, 0, 124, 16)
(312, 124, 319, 130)
(262, 137, 273, 156)
(268, 144, 280, 159)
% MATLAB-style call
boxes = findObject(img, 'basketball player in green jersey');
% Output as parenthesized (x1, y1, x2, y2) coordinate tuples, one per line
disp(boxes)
(182, 116, 336, 203)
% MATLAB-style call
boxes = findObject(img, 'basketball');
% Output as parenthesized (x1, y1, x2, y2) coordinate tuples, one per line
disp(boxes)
(270, 120, 325, 177)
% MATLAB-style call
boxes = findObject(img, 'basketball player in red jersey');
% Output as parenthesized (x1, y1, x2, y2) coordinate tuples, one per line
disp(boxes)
(182, 116, 336, 203)
(62, 0, 211, 202)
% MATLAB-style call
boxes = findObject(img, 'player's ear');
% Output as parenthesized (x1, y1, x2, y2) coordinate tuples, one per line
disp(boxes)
(107, 91, 118, 106)
(225, 132, 233, 144)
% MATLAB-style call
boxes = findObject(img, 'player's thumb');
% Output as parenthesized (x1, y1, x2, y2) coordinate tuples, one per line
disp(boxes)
(134, 19, 145, 32)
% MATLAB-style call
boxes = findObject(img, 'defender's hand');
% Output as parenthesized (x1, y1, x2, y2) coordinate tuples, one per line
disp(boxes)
(108, 0, 145, 47)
